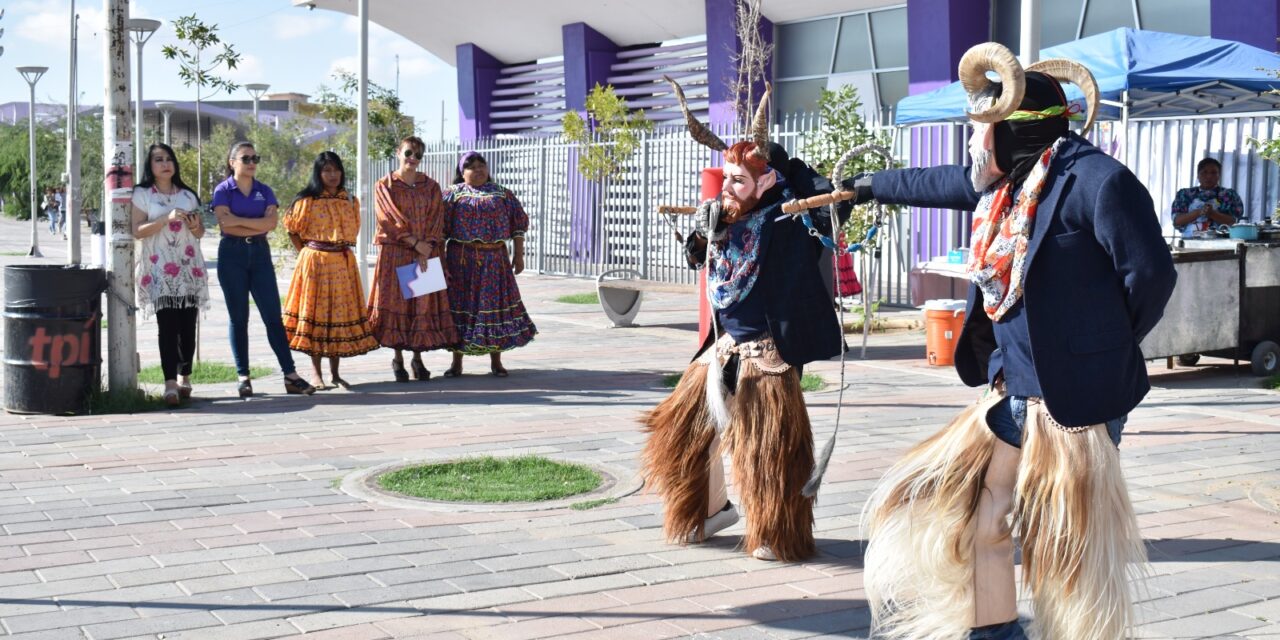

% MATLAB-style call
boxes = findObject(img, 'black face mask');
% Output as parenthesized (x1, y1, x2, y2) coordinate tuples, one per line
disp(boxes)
(992, 72, 1071, 186)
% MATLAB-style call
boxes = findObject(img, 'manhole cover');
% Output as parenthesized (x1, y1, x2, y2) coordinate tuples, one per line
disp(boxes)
(1249, 482, 1280, 514)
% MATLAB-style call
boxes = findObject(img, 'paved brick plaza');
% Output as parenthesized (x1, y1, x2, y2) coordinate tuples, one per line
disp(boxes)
(0, 217, 1277, 639)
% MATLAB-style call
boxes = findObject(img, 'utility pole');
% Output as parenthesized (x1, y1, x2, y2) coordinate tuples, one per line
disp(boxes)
(356, 0, 369, 291)
(67, 5, 82, 264)
(104, 0, 137, 393)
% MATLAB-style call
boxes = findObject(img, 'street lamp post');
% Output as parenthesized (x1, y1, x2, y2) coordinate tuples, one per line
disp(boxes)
(156, 101, 175, 144)
(244, 83, 270, 130)
(18, 66, 48, 258)
(128, 18, 161, 173)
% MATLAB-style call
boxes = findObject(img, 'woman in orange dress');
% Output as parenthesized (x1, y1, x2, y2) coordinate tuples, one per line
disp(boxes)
(367, 136, 459, 381)
(283, 151, 379, 389)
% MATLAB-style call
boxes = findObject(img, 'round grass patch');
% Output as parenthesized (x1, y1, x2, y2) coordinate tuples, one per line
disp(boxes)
(376, 456, 602, 503)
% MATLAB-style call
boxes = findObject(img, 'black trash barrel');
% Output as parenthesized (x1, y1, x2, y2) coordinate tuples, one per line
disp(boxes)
(4, 265, 108, 414)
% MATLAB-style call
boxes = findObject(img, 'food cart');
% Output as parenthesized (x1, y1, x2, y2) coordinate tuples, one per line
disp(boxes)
(1138, 236, 1280, 376)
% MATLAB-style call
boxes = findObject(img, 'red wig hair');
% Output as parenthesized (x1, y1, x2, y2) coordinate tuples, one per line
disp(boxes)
(723, 141, 769, 177)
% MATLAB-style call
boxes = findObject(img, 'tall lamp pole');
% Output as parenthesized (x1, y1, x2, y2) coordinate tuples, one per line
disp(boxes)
(128, 18, 160, 173)
(156, 101, 175, 145)
(18, 66, 48, 258)
(67, 6, 82, 264)
(244, 83, 270, 131)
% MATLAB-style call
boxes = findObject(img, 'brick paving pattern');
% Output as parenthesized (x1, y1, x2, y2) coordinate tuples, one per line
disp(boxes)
(0, 217, 1277, 639)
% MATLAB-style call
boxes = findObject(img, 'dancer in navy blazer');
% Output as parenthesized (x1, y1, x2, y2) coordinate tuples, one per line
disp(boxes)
(855, 44, 1176, 640)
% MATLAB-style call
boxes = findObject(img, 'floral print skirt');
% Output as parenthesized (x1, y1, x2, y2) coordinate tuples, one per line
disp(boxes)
(283, 247, 379, 358)
(445, 242, 536, 355)
(367, 243, 459, 352)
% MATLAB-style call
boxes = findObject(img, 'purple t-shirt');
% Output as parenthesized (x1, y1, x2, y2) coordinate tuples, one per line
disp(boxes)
(211, 177, 278, 218)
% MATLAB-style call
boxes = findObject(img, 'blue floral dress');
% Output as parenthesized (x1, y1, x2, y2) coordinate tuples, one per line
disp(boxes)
(443, 182, 537, 354)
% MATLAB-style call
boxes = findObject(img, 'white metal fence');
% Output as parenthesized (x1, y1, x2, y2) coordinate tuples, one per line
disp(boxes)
(357, 111, 1279, 309)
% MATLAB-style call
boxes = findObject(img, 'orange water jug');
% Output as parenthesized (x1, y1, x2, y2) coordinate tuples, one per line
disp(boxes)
(924, 299, 967, 366)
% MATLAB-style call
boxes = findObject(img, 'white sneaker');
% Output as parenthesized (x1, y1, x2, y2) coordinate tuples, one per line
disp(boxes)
(686, 503, 739, 542)
(752, 545, 777, 561)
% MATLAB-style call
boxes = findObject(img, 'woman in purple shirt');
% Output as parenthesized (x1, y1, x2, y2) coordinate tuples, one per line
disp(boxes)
(212, 141, 316, 398)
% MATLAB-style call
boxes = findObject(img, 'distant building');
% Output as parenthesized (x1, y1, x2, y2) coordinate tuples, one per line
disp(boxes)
(0, 92, 343, 148)
(299, 0, 1280, 140)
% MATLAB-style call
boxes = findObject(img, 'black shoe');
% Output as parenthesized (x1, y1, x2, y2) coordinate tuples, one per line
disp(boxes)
(392, 359, 410, 383)
(238, 379, 253, 398)
(284, 377, 316, 395)
(411, 359, 430, 381)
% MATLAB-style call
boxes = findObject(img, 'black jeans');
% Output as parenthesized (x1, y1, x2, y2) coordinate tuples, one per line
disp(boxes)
(156, 307, 198, 380)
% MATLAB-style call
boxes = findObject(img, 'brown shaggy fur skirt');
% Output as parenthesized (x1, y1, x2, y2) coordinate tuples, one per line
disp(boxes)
(640, 352, 816, 562)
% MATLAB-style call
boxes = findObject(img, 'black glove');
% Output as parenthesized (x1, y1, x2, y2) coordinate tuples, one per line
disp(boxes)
(683, 230, 708, 270)
(840, 172, 876, 205)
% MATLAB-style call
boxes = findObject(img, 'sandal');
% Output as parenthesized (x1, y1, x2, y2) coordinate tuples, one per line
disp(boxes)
(490, 366, 509, 378)
(442, 366, 462, 378)
(391, 359, 410, 383)
(163, 388, 180, 407)
(238, 379, 253, 398)
(284, 376, 317, 396)
(411, 359, 431, 381)
(178, 382, 193, 399)
(331, 376, 351, 390)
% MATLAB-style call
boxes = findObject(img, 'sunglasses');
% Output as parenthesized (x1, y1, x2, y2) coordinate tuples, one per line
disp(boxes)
(403, 150, 424, 160)
(239, 155, 261, 164)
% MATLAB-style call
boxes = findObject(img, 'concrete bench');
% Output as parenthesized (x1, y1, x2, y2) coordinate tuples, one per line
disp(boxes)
(596, 268, 697, 327)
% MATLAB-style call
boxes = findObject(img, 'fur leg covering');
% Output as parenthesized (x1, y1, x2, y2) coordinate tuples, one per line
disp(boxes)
(641, 360, 717, 543)
(1016, 402, 1146, 640)
(726, 364, 816, 562)
(863, 393, 1004, 640)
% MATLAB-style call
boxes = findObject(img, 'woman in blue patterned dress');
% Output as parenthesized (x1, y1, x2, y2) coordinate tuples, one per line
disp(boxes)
(442, 152, 537, 376)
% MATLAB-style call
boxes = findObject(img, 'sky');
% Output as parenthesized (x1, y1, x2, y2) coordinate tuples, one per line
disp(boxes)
(0, 0, 460, 139)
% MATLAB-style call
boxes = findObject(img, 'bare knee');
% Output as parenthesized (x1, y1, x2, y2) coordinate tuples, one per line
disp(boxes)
(975, 485, 1014, 547)
(975, 440, 1020, 547)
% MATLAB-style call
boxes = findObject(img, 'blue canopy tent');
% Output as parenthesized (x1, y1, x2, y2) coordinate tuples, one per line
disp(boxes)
(895, 28, 1280, 125)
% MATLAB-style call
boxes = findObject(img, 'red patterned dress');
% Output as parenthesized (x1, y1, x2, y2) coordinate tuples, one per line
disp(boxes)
(443, 182, 537, 355)
(367, 172, 459, 351)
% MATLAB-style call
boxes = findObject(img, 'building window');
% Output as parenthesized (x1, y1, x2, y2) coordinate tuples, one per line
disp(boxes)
(993, 0, 1210, 54)
(774, 5, 909, 118)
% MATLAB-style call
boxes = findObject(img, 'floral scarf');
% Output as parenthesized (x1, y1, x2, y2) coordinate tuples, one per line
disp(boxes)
(968, 137, 1064, 321)
(136, 217, 210, 316)
(707, 207, 768, 310)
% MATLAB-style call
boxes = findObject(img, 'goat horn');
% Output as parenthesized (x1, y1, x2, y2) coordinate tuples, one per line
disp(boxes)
(663, 75, 727, 152)
(958, 42, 1025, 124)
(751, 82, 772, 160)
(1027, 58, 1100, 135)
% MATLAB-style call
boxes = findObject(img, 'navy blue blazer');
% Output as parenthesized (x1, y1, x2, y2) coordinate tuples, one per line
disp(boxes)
(689, 162, 851, 367)
(872, 134, 1176, 427)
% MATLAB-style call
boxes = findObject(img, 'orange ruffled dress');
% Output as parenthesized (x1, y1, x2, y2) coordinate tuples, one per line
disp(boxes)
(282, 192, 379, 358)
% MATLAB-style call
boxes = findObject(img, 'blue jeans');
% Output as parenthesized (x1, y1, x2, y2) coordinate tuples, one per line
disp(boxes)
(217, 236, 296, 376)
(987, 395, 1126, 448)
(970, 620, 1029, 640)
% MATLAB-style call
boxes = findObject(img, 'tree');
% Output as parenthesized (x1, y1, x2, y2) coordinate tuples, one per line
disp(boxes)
(162, 15, 241, 201)
(0, 116, 103, 221)
(562, 84, 653, 183)
(801, 84, 897, 247)
(310, 70, 416, 160)
(727, 0, 774, 130)
(1248, 66, 1280, 217)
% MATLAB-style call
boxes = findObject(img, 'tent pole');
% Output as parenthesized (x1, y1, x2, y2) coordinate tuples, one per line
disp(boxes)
(1019, 0, 1041, 64)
